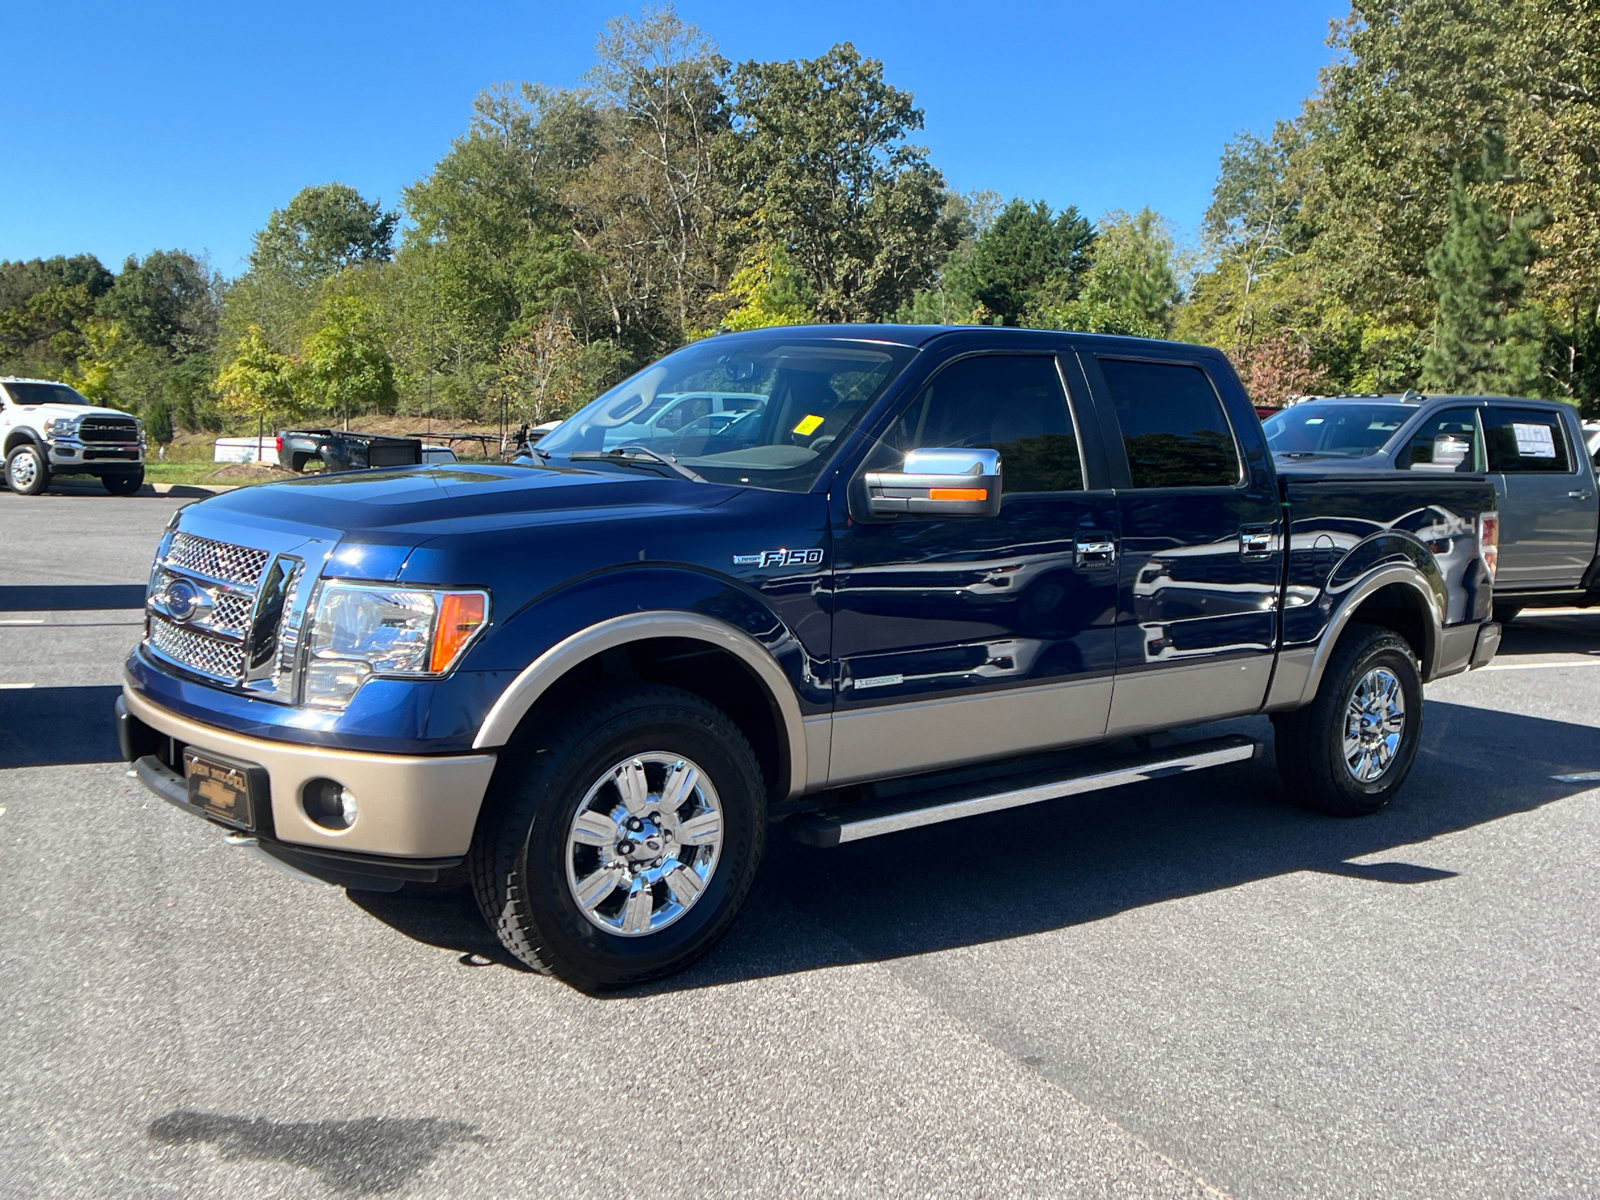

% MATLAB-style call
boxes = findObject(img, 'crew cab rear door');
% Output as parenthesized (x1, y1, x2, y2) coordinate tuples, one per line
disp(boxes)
(826, 351, 1119, 785)
(1482, 403, 1598, 589)
(1079, 350, 1281, 735)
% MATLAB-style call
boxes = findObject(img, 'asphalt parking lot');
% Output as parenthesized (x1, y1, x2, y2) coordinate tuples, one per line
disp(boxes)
(2, 489, 1598, 1199)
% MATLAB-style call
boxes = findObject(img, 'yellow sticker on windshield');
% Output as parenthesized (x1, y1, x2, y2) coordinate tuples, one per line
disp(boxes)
(792, 414, 824, 436)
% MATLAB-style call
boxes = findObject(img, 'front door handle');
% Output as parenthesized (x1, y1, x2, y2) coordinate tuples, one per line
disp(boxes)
(1074, 534, 1116, 570)
(1240, 524, 1274, 560)
(1568, 490, 1592, 500)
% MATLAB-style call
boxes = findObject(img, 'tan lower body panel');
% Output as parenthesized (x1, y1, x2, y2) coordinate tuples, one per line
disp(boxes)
(123, 686, 497, 858)
(1106, 656, 1274, 738)
(826, 676, 1113, 788)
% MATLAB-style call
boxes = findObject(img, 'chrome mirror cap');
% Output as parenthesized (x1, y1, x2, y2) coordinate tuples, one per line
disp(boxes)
(864, 447, 1003, 518)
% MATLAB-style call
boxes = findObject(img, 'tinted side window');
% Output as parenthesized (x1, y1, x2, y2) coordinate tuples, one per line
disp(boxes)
(1484, 408, 1573, 473)
(1098, 359, 1241, 488)
(883, 355, 1083, 493)
(1399, 407, 1482, 472)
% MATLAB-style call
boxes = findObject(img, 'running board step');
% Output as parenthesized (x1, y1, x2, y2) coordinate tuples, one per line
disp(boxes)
(787, 734, 1261, 848)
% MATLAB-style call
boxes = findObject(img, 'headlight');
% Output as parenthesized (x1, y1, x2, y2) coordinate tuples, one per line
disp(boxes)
(42, 416, 80, 439)
(302, 583, 489, 710)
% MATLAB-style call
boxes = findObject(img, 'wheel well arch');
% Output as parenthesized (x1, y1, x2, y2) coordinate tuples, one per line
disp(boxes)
(1303, 569, 1440, 702)
(3, 429, 42, 456)
(474, 612, 807, 803)
(1347, 582, 1432, 673)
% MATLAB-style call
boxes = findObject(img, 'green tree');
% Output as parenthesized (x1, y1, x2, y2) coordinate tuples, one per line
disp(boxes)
(251, 184, 399, 283)
(63, 319, 132, 401)
(216, 325, 299, 439)
(725, 42, 956, 321)
(959, 198, 1094, 326)
(570, 6, 733, 349)
(0, 254, 114, 378)
(1077, 209, 1181, 330)
(705, 243, 814, 332)
(1421, 159, 1545, 395)
(100, 250, 219, 357)
(298, 295, 397, 425)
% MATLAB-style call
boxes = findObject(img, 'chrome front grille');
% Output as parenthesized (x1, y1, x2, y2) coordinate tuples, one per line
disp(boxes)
(210, 590, 255, 636)
(165, 532, 269, 587)
(78, 417, 140, 443)
(148, 614, 247, 682)
(144, 528, 314, 700)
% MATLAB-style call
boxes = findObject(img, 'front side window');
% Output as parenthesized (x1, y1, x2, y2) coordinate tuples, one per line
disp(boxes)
(869, 355, 1083, 494)
(1398, 407, 1484, 472)
(1483, 407, 1574, 473)
(1099, 359, 1241, 488)
(538, 336, 917, 492)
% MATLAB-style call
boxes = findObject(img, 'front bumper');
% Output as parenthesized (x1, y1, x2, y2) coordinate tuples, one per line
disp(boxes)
(119, 685, 498, 865)
(47, 438, 143, 469)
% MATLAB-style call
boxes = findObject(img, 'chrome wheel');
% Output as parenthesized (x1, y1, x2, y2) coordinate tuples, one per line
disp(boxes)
(1342, 666, 1406, 783)
(565, 753, 723, 937)
(9, 451, 38, 490)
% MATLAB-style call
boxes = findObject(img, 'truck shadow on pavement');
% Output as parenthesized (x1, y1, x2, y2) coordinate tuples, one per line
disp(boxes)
(0, 685, 124, 768)
(145, 1110, 485, 1196)
(349, 698, 1600, 993)
(0, 583, 147, 611)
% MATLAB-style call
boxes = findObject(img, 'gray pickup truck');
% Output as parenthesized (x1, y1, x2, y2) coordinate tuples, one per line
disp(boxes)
(1265, 393, 1598, 621)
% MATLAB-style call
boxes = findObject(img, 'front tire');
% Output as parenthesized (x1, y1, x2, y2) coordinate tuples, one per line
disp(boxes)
(5, 444, 50, 495)
(469, 684, 766, 990)
(1272, 625, 1422, 817)
(103, 468, 145, 495)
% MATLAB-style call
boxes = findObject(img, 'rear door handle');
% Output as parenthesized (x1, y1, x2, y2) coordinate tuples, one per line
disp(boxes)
(1240, 525, 1274, 559)
(1075, 534, 1116, 570)
(1568, 490, 1591, 500)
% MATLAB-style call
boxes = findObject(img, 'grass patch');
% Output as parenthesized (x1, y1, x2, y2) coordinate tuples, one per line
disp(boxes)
(143, 463, 286, 487)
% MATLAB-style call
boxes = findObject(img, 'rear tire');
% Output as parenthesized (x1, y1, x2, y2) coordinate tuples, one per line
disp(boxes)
(468, 684, 766, 991)
(1272, 625, 1422, 817)
(5, 444, 50, 495)
(1492, 603, 1521, 625)
(103, 469, 144, 495)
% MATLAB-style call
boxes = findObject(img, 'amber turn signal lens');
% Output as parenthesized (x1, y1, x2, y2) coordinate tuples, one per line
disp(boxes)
(430, 592, 487, 672)
(928, 488, 987, 501)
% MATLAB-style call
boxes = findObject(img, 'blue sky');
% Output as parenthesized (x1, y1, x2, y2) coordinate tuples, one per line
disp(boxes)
(2, 1, 1341, 277)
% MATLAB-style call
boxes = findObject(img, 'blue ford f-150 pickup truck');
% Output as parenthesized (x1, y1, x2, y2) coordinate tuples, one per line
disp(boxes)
(118, 326, 1503, 990)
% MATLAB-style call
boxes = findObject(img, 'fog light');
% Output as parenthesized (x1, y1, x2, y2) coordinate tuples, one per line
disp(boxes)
(303, 777, 357, 830)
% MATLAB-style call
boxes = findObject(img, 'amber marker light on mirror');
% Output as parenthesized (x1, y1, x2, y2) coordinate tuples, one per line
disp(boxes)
(1478, 511, 1499, 581)
(928, 488, 988, 501)
(431, 592, 489, 673)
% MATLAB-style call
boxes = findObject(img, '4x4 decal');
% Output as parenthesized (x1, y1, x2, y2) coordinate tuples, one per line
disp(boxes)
(733, 548, 825, 568)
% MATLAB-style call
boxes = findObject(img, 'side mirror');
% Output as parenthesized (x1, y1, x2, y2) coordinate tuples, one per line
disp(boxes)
(863, 447, 1002, 518)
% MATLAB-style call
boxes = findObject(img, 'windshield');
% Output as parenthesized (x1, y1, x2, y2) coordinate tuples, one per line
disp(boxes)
(538, 335, 918, 491)
(1263, 403, 1408, 458)
(2, 382, 99, 408)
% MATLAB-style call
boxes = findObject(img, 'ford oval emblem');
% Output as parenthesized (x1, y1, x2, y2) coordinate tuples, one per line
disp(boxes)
(165, 578, 202, 623)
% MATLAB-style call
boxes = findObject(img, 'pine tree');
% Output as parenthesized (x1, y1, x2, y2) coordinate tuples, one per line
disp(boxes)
(1422, 154, 1544, 396)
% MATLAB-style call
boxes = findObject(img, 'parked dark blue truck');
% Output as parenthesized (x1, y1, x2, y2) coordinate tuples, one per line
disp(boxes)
(118, 326, 1503, 989)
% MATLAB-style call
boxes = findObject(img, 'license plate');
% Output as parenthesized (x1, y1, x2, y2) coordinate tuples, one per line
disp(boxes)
(183, 750, 256, 829)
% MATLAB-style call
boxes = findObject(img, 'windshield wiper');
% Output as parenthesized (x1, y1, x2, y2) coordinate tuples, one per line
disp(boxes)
(568, 445, 705, 483)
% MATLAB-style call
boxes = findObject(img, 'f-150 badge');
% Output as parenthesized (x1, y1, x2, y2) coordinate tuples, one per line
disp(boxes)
(733, 548, 825, 568)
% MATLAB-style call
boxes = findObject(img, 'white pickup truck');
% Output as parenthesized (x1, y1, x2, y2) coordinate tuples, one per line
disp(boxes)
(1, 377, 145, 495)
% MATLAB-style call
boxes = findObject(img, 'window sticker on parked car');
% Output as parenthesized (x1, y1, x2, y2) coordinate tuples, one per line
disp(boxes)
(1513, 423, 1557, 457)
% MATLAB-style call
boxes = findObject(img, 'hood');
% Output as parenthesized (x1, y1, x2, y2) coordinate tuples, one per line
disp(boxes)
(189, 461, 742, 548)
(16, 402, 136, 423)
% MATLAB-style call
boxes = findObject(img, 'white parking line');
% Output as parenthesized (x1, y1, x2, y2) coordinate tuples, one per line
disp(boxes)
(1478, 660, 1600, 672)
(0, 619, 45, 625)
(0, 682, 37, 689)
